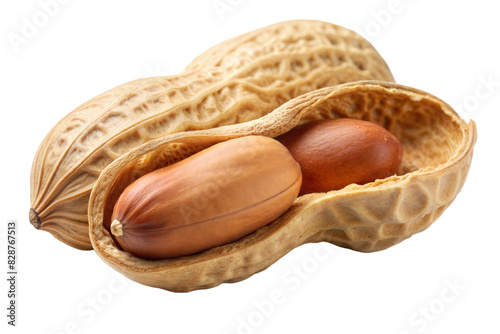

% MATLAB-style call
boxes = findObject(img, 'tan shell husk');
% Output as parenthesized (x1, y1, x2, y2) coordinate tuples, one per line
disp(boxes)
(30, 20, 394, 250)
(88, 81, 477, 292)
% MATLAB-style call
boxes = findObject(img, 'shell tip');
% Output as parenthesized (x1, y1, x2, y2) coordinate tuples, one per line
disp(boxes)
(29, 208, 41, 229)
(110, 219, 123, 237)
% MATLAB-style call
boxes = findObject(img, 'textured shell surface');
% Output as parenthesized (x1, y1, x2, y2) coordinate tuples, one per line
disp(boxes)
(88, 81, 477, 292)
(30, 20, 394, 250)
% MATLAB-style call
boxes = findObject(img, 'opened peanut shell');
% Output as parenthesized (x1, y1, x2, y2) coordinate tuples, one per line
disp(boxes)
(88, 81, 476, 292)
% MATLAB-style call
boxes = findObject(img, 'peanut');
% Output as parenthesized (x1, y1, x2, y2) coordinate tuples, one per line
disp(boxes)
(277, 118, 402, 195)
(110, 136, 301, 259)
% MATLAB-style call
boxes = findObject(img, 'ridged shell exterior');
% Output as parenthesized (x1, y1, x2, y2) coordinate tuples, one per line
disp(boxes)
(30, 20, 394, 249)
(88, 81, 477, 292)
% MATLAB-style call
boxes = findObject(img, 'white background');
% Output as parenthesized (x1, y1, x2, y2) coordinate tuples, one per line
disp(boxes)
(1, 1, 499, 333)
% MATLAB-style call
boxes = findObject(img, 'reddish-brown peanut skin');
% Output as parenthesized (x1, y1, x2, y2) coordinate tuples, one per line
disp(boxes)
(278, 118, 402, 195)
(110, 136, 302, 259)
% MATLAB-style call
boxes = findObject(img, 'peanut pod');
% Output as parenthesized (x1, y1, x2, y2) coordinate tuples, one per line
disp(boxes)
(88, 81, 477, 292)
(30, 20, 394, 250)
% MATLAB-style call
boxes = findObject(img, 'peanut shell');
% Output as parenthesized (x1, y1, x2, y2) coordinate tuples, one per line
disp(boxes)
(30, 20, 394, 250)
(88, 81, 477, 292)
